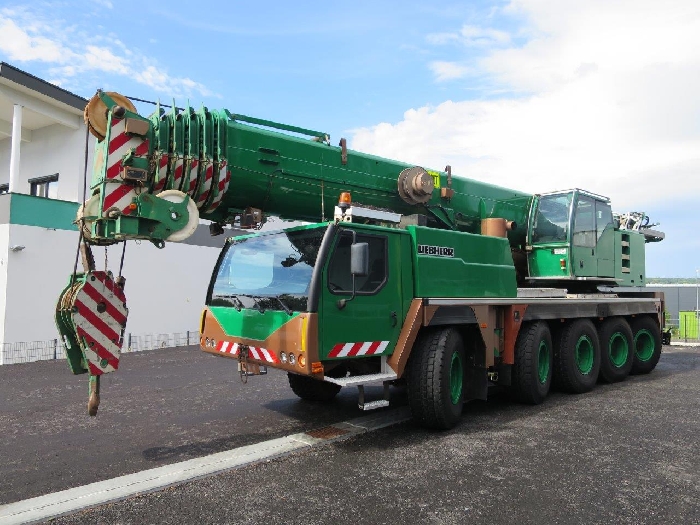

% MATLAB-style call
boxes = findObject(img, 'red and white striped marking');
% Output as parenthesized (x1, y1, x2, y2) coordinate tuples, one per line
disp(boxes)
(204, 161, 230, 213)
(216, 340, 279, 364)
(184, 158, 200, 197)
(195, 160, 215, 209)
(103, 118, 149, 213)
(71, 271, 128, 375)
(171, 157, 185, 191)
(328, 340, 389, 358)
(153, 153, 169, 193)
(102, 182, 138, 214)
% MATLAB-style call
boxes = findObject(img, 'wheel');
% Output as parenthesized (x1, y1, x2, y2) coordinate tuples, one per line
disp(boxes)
(597, 317, 634, 383)
(511, 321, 553, 404)
(406, 327, 465, 430)
(287, 373, 341, 402)
(630, 316, 662, 375)
(553, 319, 600, 393)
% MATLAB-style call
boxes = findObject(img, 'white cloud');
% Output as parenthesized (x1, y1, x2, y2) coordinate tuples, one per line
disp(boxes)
(429, 61, 472, 82)
(0, 7, 214, 99)
(460, 25, 511, 46)
(427, 24, 511, 48)
(0, 16, 68, 62)
(352, 0, 700, 211)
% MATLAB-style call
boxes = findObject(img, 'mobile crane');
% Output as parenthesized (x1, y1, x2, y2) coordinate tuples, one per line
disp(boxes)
(56, 91, 666, 429)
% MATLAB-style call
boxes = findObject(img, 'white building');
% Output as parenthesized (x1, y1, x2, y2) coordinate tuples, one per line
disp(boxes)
(0, 62, 228, 364)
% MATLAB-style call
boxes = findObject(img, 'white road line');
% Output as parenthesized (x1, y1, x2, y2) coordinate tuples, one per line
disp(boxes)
(0, 407, 410, 525)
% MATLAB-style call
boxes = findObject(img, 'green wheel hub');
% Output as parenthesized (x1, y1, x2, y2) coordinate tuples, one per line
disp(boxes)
(449, 351, 463, 405)
(537, 340, 550, 384)
(608, 332, 629, 368)
(635, 329, 655, 362)
(575, 335, 594, 375)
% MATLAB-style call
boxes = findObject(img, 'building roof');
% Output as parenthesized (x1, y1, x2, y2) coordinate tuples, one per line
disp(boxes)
(0, 62, 86, 110)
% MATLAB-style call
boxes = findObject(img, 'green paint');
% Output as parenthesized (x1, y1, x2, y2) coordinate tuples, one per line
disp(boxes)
(679, 311, 699, 339)
(318, 224, 405, 360)
(608, 332, 629, 368)
(408, 226, 517, 298)
(575, 335, 594, 374)
(528, 244, 569, 278)
(450, 351, 463, 405)
(209, 306, 299, 341)
(8, 193, 78, 231)
(634, 329, 655, 362)
(538, 340, 550, 384)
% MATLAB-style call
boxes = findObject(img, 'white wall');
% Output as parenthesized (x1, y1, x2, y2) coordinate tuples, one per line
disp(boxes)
(3, 223, 221, 345)
(0, 224, 9, 345)
(0, 124, 93, 203)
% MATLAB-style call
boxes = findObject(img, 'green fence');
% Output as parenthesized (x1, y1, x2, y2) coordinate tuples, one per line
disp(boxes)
(679, 311, 699, 340)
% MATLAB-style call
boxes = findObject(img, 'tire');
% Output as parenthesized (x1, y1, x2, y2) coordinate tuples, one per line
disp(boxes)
(630, 316, 662, 375)
(511, 321, 553, 404)
(406, 327, 465, 430)
(597, 317, 634, 383)
(553, 319, 600, 393)
(288, 373, 341, 402)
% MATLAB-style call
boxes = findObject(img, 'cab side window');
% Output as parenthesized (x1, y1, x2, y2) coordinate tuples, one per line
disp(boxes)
(327, 232, 387, 294)
(573, 196, 596, 248)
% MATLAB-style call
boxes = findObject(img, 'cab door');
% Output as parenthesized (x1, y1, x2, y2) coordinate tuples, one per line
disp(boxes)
(318, 229, 403, 362)
(571, 194, 598, 277)
(595, 200, 615, 277)
(571, 194, 615, 278)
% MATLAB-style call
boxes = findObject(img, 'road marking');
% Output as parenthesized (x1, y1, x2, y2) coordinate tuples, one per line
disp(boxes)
(0, 407, 410, 524)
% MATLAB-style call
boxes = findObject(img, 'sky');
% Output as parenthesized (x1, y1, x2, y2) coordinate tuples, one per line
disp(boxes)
(1, 0, 699, 276)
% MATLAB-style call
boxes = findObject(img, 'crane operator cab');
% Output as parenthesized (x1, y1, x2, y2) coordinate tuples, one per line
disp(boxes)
(525, 189, 649, 290)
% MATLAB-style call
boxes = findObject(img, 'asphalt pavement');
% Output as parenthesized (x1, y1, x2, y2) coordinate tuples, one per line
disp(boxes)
(1, 345, 699, 524)
(0, 346, 396, 505)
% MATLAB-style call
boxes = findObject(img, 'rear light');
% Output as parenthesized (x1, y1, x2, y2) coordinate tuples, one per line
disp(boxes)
(311, 362, 324, 374)
(289, 353, 296, 365)
(298, 354, 306, 368)
(280, 352, 288, 364)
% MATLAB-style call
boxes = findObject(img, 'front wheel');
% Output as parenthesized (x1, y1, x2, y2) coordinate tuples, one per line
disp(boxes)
(288, 373, 341, 402)
(406, 328, 465, 430)
(630, 316, 662, 375)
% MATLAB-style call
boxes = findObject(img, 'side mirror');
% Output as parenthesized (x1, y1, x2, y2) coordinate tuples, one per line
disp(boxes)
(338, 241, 369, 310)
(350, 243, 369, 276)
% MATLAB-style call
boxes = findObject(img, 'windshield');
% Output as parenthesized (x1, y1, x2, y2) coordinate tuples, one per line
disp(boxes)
(532, 193, 572, 243)
(208, 228, 325, 312)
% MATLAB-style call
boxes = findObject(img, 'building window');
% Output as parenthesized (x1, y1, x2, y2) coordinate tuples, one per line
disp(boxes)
(0, 184, 8, 195)
(29, 174, 59, 199)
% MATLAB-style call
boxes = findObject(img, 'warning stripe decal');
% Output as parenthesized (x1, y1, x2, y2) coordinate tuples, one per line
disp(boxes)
(80, 282, 127, 326)
(328, 341, 389, 358)
(153, 153, 169, 193)
(171, 158, 185, 191)
(195, 161, 214, 209)
(185, 159, 200, 197)
(70, 271, 127, 375)
(204, 161, 229, 213)
(215, 340, 279, 364)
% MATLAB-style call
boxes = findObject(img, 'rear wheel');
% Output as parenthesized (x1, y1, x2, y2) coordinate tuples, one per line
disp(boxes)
(630, 316, 662, 375)
(406, 327, 465, 430)
(554, 319, 600, 393)
(598, 317, 634, 383)
(511, 321, 553, 404)
(288, 373, 341, 402)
